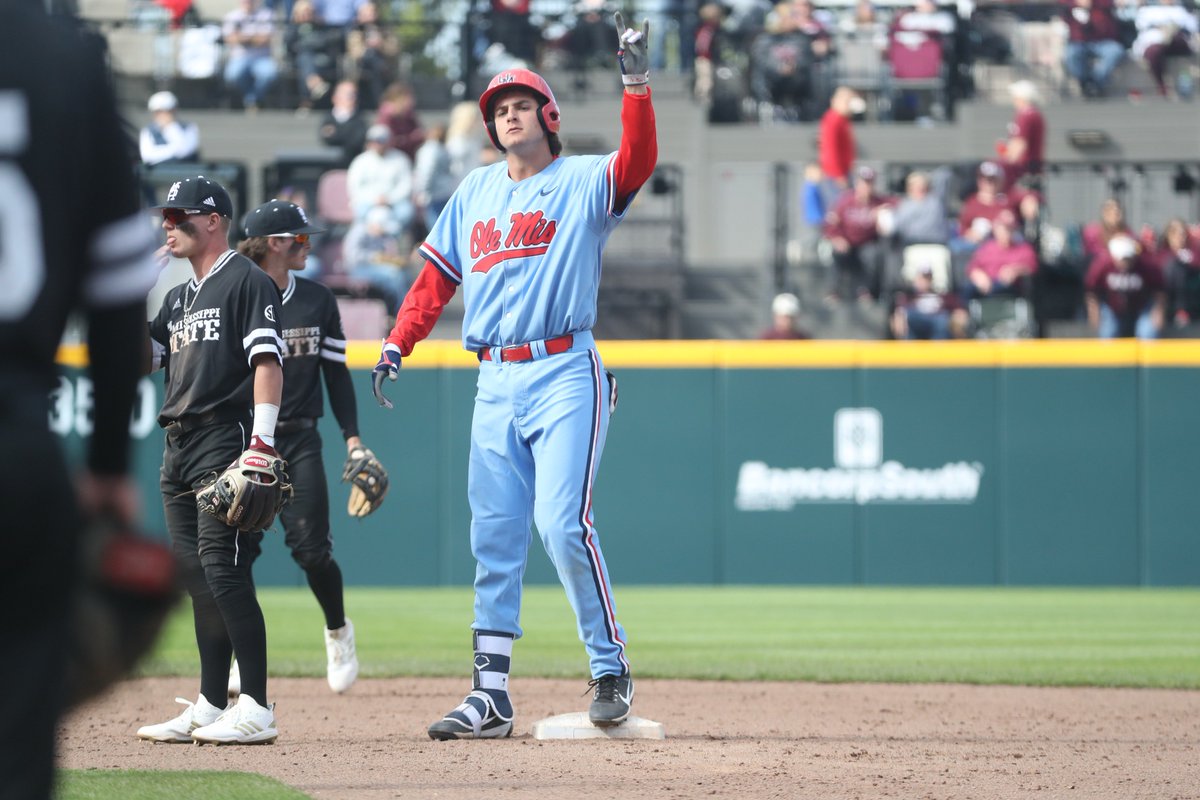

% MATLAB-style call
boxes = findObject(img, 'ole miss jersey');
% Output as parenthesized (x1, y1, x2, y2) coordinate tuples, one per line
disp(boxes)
(276, 272, 354, 428)
(148, 251, 284, 426)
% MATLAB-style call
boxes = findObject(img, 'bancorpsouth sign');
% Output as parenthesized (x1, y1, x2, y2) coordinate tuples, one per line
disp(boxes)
(735, 408, 984, 509)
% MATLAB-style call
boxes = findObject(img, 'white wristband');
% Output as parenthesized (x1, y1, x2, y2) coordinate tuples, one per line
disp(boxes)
(252, 402, 279, 440)
(621, 73, 649, 86)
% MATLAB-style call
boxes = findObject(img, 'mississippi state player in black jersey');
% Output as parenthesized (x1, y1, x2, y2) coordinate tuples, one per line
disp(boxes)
(1, 4, 159, 795)
(138, 176, 286, 745)
(234, 199, 387, 693)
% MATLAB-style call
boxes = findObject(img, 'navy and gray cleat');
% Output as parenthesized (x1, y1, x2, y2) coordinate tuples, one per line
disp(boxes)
(427, 690, 514, 740)
(588, 672, 634, 727)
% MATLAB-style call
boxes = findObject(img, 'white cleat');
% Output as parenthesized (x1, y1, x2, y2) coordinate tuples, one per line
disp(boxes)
(324, 618, 359, 693)
(191, 693, 278, 745)
(227, 659, 241, 699)
(136, 695, 223, 743)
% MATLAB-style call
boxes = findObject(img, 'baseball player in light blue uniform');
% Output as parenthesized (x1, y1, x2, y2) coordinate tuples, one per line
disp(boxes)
(373, 14, 657, 739)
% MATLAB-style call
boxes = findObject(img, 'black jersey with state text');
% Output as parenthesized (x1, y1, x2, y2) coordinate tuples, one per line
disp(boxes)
(0, 5, 157, 387)
(149, 251, 284, 426)
(278, 273, 351, 422)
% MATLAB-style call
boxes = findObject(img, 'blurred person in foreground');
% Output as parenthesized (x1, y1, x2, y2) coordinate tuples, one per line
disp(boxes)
(0, 3, 160, 798)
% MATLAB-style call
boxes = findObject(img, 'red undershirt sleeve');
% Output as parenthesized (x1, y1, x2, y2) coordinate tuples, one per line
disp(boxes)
(610, 89, 658, 215)
(384, 261, 458, 356)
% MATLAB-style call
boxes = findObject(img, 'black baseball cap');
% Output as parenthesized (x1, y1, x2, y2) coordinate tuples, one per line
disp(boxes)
(244, 199, 326, 237)
(151, 175, 234, 218)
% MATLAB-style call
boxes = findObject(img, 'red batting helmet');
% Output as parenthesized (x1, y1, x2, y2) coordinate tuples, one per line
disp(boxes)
(478, 68, 561, 152)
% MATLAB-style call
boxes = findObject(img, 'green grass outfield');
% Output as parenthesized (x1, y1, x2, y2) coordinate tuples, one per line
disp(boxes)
(135, 585, 1200, 689)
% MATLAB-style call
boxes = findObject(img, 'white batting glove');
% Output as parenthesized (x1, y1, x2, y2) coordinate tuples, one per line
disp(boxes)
(613, 12, 650, 87)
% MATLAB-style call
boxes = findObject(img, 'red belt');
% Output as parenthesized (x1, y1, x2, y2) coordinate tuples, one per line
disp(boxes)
(480, 334, 574, 362)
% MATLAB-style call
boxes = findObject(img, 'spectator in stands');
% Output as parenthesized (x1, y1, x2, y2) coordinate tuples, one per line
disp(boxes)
(949, 160, 1013, 285)
(222, 0, 280, 112)
(694, 2, 731, 104)
(838, 0, 887, 40)
(878, 168, 950, 298)
(999, 79, 1045, 191)
(374, 81, 425, 161)
(345, 1, 398, 110)
(444, 101, 486, 184)
(413, 123, 456, 239)
(1152, 217, 1200, 327)
(801, 161, 826, 228)
(155, 0, 200, 28)
(1060, 0, 1127, 98)
(568, 0, 615, 90)
(818, 86, 863, 207)
(490, 0, 537, 64)
(285, 0, 343, 112)
(341, 204, 411, 316)
(319, 80, 369, 168)
(312, 0, 363, 28)
(885, 0, 955, 120)
(823, 164, 892, 305)
(891, 263, 967, 339)
(1085, 234, 1166, 338)
(964, 209, 1038, 301)
(1082, 197, 1133, 262)
(750, 0, 833, 121)
(1131, 0, 1198, 98)
(346, 122, 414, 238)
(636, 0, 687, 72)
(139, 91, 200, 166)
(759, 292, 811, 338)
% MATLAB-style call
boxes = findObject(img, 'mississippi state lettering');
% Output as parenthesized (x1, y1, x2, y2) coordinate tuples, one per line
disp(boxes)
(167, 307, 222, 353)
(282, 325, 321, 358)
(470, 210, 557, 273)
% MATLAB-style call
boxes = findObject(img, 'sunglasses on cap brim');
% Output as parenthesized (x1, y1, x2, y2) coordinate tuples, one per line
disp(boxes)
(266, 233, 311, 244)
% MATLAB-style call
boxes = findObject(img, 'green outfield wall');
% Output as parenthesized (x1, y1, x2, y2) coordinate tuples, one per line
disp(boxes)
(54, 340, 1200, 587)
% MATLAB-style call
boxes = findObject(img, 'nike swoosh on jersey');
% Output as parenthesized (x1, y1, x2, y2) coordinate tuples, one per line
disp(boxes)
(539, 187, 556, 196)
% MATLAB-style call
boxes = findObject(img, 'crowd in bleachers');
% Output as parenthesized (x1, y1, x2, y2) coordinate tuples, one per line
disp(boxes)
(787, 75, 1200, 340)
(100, 0, 1199, 115)
(117, 0, 1200, 340)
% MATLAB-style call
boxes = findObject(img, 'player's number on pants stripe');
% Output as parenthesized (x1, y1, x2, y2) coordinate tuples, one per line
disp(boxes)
(0, 91, 45, 321)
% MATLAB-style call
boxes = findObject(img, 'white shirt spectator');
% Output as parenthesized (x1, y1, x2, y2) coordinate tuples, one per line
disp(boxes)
(138, 91, 200, 165)
(346, 124, 416, 234)
(1131, 1, 1198, 59)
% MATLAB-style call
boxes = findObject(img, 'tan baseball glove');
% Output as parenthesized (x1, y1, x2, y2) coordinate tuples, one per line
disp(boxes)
(342, 445, 388, 517)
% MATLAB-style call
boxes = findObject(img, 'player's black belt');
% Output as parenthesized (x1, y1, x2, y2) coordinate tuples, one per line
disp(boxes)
(275, 417, 317, 435)
(479, 334, 574, 363)
(163, 409, 247, 437)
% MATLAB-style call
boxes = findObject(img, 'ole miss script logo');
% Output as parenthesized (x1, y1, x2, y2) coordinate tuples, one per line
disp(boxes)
(470, 211, 557, 273)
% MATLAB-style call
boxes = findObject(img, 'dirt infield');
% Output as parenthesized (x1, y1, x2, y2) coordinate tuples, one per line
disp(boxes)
(60, 677, 1200, 799)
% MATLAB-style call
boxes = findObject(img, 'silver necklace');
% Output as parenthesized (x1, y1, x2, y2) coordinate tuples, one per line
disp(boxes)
(182, 253, 228, 316)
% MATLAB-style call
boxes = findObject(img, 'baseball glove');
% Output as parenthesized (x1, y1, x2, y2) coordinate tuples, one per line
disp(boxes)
(65, 514, 180, 709)
(342, 445, 389, 517)
(196, 440, 292, 532)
